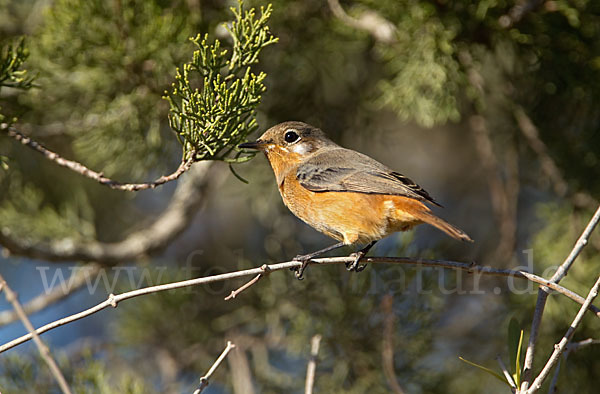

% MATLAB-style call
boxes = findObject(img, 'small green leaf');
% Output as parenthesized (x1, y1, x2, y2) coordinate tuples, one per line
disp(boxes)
(508, 317, 520, 374)
(514, 329, 524, 386)
(458, 357, 511, 387)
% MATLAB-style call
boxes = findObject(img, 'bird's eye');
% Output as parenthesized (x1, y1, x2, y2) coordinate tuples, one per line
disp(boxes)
(284, 130, 300, 143)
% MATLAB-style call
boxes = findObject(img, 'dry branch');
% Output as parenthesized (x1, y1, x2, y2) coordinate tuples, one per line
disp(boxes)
(305, 334, 322, 394)
(381, 295, 406, 394)
(521, 204, 600, 390)
(0, 273, 72, 394)
(0, 264, 101, 327)
(1, 256, 599, 354)
(548, 338, 600, 394)
(495, 355, 517, 391)
(327, 0, 397, 43)
(1, 124, 195, 191)
(526, 275, 600, 393)
(0, 161, 212, 264)
(193, 341, 236, 394)
(470, 114, 519, 260)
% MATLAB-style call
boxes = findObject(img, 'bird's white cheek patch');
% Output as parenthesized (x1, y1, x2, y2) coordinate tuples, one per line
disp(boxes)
(291, 143, 310, 155)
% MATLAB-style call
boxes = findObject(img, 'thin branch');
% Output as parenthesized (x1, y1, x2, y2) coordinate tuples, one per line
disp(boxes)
(381, 294, 406, 394)
(327, 0, 397, 43)
(305, 334, 322, 394)
(0, 124, 196, 191)
(0, 264, 101, 327)
(1, 256, 599, 354)
(565, 337, 600, 353)
(526, 275, 600, 393)
(495, 355, 517, 391)
(0, 274, 73, 394)
(548, 338, 600, 394)
(469, 114, 519, 260)
(193, 341, 236, 394)
(514, 106, 599, 210)
(224, 264, 270, 301)
(514, 107, 567, 197)
(0, 161, 212, 264)
(521, 204, 600, 390)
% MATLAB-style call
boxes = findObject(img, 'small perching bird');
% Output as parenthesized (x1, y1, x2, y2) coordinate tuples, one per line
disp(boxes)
(239, 121, 472, 278)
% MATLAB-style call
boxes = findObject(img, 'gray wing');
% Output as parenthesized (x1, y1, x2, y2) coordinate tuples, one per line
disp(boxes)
(296, 148, 441, 206)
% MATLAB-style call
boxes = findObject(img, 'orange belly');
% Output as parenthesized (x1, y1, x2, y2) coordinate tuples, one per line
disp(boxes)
(279, 172, 424, 245)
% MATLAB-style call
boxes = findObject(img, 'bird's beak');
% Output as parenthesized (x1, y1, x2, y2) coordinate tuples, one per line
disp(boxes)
(238, 140, 268, 150)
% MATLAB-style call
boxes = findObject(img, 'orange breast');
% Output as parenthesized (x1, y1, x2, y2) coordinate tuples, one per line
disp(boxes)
(278, 171, 425, 245)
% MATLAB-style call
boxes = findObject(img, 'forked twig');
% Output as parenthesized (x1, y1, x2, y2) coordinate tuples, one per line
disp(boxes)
(526, 275, 600, 393)
(1, 256, 599, 354)
(224, 264, 271, 300)
(521, 204, 600, 390)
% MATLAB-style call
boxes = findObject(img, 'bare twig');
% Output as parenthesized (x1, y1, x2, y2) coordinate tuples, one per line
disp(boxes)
(1, 256, 599, 354)
(0, 274, 73, 394)
(0, 161, 212, 264)
(521, 204, 600, 390)
(526, 275, 600, 393)
(224, 264, 270, 301)
(548, 338, 600, 394)
(1, 124, 195, 191)
(381, 295, 406, 394)
(495, 355, 517, 390)
(0, 264, 101, 327)
(327, 0, 396, 43)
(565, 337, 600, 353)
(305, 334, 322, 394)
(470, 115, 519, 260)
(193, 341, 236, 394)
(514, 106, 599, 210)
(514, 107, 567, 197)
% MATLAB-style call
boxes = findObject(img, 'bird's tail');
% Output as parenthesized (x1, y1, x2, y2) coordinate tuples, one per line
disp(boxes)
(411, 208, 473, 242)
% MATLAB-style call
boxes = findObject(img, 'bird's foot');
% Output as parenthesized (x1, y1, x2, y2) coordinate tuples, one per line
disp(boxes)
(346, 251, 367, 272)
(291, 254, 312, 280)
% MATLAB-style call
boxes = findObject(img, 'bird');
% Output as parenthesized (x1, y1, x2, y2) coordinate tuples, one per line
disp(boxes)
(238, 121, 472, 279)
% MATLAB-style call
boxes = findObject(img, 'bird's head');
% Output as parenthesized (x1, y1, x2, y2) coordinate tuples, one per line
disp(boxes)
(238, 121, 336, 175)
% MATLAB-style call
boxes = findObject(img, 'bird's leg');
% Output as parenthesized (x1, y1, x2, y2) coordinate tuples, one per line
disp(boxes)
(346, 241, 377, 272)
(292, 241, 346, 280)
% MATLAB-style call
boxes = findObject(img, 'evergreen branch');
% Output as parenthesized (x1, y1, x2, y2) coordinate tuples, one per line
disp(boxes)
(165, 1, 277, 164)
(1, 256, 598, 354)
(0, 274, 72, 394)
(0, 38, 34, 91)
(1, 124, 196, 191)
(0, 38, 35, 125)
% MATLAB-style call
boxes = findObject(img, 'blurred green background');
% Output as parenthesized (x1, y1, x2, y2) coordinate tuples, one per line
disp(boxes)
(0, 0, 599, 392)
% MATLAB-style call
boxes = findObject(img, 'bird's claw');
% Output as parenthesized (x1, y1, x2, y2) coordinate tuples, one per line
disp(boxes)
(292, 255, 310, 280)
(346, 252, 367, 272)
